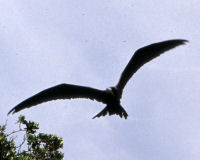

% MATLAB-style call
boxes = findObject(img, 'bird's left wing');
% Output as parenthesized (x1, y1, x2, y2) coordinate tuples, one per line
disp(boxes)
(8, 83, 107, 114)
(116, 39, 188, 95)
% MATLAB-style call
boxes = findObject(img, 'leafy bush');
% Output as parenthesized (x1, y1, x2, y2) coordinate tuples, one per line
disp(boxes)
(0, 115, 64, 160)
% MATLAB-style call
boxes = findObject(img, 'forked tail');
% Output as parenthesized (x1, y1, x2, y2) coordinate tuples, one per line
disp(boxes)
(92, 105, 128, 119)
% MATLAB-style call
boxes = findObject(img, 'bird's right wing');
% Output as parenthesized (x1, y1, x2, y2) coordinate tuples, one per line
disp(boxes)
(116, 39, 188, 95)
(8, 84, 107, 114)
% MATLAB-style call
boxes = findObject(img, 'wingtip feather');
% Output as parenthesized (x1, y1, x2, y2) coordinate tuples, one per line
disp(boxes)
(7, 109, 14, 116)
(181, 39, 189, 44)
(7, 107, 19, 116)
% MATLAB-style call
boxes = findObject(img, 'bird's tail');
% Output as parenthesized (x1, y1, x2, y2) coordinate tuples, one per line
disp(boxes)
(92, 105, 128, 119)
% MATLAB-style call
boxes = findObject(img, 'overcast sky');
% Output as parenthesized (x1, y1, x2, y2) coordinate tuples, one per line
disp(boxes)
(1, 0, 200, 159)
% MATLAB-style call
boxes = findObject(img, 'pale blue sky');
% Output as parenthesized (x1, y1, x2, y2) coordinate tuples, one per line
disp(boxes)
(1, 0, 200, 159)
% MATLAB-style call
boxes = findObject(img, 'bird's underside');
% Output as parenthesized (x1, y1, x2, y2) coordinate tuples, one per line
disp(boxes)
(8, 39, 188, 119)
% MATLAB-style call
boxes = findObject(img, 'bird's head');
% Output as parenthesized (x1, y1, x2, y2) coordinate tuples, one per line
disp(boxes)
(106, 87, 120, 99)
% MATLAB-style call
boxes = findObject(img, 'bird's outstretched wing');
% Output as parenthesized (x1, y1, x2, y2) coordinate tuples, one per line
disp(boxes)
(8, 84, 107, 115)
(116, 39, 188, 94)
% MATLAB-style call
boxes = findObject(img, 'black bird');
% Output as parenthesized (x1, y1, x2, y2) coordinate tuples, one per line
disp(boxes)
(8, 39, 188, 119)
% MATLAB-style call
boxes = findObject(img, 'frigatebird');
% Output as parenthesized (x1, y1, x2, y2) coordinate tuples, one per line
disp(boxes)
(8, 39, 188, 119)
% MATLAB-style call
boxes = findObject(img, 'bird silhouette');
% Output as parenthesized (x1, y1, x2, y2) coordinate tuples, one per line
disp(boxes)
(8, 39, 188, 119)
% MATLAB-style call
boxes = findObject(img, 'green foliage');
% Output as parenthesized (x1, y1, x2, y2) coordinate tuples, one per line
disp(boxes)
(0, 115, 64, 160)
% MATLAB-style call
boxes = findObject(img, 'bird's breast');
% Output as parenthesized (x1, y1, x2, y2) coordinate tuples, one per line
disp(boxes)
(106, 92, 120, 105)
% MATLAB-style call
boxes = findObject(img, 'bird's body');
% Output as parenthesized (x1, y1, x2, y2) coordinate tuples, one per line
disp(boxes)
(92, 87, 128, 119)
(8, 39, 188, 119)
